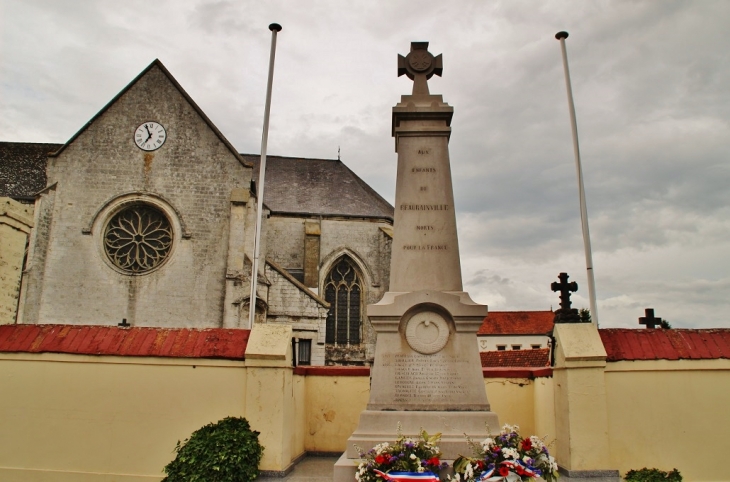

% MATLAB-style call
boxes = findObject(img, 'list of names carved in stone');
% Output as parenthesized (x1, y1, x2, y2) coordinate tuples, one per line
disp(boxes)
(383, 352, 468, 403)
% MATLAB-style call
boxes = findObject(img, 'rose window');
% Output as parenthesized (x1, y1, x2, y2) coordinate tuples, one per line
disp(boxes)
(104, 204, 173, 274)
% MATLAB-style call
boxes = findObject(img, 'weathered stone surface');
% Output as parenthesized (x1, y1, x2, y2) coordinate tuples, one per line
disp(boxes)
(20, 62, 251, 328)
(335, 43, 497, 482)
(0, 198, 34, 324)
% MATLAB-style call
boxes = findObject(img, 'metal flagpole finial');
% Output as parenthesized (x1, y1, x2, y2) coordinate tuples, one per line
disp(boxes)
(555, 31, 569, 40)
(269, 23, 282, 32)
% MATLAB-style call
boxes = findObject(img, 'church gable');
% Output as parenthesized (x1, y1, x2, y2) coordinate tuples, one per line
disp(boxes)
(23, 61, 252, 329)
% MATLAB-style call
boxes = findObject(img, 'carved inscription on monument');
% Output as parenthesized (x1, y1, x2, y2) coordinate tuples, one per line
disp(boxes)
(402, 244, 448, 250)
(399, 204, 450, 211)
(382, 352, 469, 403)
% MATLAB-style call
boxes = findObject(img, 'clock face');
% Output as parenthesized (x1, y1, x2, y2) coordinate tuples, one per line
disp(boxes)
(134, 122, 167, 151)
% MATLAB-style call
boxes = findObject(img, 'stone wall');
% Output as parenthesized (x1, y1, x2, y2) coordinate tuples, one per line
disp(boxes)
(265, 215, 392, 364)
(265, 261, 329, 366)
(0, 198, 33, 324)
(20, 64, 251, 328)
(2, 339, 729, 481)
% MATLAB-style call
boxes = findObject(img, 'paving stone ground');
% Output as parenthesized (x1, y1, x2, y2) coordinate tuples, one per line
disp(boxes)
(260, 456, 338, 482)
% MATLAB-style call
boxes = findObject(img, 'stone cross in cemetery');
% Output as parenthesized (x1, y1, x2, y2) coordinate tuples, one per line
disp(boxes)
(334, 42, 499, 481)
(551, 272, 581, 323)
(639, 308, 662, 329)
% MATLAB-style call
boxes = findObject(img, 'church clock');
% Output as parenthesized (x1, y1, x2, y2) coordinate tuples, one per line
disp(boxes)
(134, 121, 167, 151)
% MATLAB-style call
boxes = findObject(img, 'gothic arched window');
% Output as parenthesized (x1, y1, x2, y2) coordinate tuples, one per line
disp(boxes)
(324, 256, 362, 345)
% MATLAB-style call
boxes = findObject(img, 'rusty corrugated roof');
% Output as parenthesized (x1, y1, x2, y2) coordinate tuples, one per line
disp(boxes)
(0, 324, 249, 360)
(478, 311, 554, 335)
(599, 328, 730, 361)
(480, 348, 551, 368)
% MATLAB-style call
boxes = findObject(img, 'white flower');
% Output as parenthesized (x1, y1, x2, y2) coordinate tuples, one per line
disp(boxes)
(528, 435, 545, 451)
(501, 424, 519, 434)
(501, 447, 519, 460)
(418, 467, 425, 473)
(465, 464, 474, 479)
(410, 454, 417, 460)
(374, 442, 390, 454)
(481, 437, 495, 451)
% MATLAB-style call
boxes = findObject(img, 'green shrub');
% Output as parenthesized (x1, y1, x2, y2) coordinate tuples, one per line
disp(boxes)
(162, 416, 264, 482)
(624, 468, 682, 482)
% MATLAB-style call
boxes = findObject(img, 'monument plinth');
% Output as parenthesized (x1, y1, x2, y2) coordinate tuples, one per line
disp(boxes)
(334, 43, 498, 482)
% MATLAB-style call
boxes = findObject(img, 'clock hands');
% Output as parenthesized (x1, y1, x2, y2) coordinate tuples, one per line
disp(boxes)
(135, 122, 166, 151)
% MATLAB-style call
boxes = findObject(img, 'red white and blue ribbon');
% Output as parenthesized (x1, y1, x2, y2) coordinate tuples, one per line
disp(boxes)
(374, 470, 440, 482)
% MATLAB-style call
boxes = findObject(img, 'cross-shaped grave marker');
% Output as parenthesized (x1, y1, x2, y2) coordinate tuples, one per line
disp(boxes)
(551, 272, 581, 323)
(551, 272, 578, 311)
(639, 308, 662, 329)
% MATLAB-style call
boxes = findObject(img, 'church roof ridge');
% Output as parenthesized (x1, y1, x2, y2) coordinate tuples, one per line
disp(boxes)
(242, 154, 394, 221)
(49, 59, 252, 169)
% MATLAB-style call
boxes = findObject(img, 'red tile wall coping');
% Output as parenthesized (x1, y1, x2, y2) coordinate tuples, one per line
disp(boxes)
(599, 328, 730, 362)
(480, 348, 551, 368)
(478, 311, 554, 335)
(0, 324, 249, 360)
(293, 366, 370, 376)
(482, 367, 553, 378)
(292, 366, 552, 379)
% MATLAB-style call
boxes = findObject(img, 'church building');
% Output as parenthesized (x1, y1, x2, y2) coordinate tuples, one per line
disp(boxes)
(0, 60, 394, 366)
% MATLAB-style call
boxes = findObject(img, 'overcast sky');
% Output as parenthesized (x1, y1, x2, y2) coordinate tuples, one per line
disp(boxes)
(2, 0, 729, 328)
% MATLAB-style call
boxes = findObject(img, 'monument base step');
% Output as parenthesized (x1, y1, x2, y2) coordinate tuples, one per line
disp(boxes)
(557, 467, 621, 482)
(343, 410, 500, 460)
(334, 453, 458, 482)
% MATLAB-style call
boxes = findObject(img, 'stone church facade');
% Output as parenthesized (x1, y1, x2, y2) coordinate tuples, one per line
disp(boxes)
(0, 60, 393, 366)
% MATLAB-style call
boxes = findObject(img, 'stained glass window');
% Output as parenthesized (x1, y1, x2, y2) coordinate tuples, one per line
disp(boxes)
(104, 204, 172, 274)
(324, 256, 362, 345)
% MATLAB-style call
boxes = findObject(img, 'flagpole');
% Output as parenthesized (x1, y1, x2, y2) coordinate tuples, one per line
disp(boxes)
(248, 23, 282, 330)
(555, 31, 599, 327)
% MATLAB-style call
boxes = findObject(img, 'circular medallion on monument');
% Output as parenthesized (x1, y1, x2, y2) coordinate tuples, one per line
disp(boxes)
(405, 310, 450, 355)
(408, 51, 432, 72)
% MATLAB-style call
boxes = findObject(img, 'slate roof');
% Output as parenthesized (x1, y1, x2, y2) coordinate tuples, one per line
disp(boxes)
(244, 154, 394, 221)
(0, 142, 62, 200)
(478, 311, 554, 335)
(0, 324, 249, 360)
(599, 328, 730, 361)
(480, 348, 551, 368)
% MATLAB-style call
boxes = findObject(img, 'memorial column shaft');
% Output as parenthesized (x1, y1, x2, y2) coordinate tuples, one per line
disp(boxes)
(390, 99, 462, 292)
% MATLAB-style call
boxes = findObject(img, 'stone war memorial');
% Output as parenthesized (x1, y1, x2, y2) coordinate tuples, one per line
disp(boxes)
(334, 41, 500, 481)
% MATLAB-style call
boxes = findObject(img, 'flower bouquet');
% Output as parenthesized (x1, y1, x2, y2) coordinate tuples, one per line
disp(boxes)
(452, 425, 558, 482)
(355, 426, 447, 482)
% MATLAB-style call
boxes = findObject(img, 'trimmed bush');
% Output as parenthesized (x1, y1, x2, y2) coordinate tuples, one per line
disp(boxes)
(163, 417, 264, 482)
(625, 468, 682, 482)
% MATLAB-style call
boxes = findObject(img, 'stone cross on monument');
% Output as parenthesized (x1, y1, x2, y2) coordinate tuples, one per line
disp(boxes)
(398, 42, 443, 95)
(334, 42, 499, 482)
